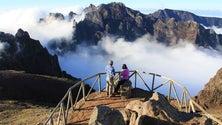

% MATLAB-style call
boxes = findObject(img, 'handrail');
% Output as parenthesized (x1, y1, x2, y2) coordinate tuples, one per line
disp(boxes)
(44, 70, 222, 125)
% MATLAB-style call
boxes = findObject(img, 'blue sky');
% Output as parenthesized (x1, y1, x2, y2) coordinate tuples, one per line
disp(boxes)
(1, 0, 222, 17)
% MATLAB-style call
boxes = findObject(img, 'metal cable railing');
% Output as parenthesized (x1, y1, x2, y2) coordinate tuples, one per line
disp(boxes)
(44, 70, 222, 125)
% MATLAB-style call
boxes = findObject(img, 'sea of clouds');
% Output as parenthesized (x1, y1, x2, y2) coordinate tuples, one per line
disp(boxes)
(1, 7, 222, 96)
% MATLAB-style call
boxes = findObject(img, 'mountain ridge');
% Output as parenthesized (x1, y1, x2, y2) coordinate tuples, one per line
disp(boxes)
(0, 29, 74, 79)
(150, 8, 222, 28)
(40, 2, 222, 54)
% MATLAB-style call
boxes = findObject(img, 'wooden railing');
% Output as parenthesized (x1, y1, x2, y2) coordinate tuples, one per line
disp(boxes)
(44, 70, 222, 125)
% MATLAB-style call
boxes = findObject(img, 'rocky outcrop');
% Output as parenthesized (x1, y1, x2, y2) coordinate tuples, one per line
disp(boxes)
(153, 18, 198, 45)
(0, 29, 73, 78)
(89, 105, 126, 125)
(153, 18, 222, 47)
(150, 9, 222, 28)
(89, 92, 211, 125)
(195, 68, 222, 108)
(73, 2, 156, 45)
(39, 12, 65, 22)
(72, 2, 222, 49)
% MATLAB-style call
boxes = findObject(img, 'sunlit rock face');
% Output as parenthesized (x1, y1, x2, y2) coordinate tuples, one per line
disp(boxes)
(150, 9, 222, 28)
(73, 2, 222, 48)
(73, 2, 156, 45)
(89, 92, 211, 125)
(195, 68, 222, 108)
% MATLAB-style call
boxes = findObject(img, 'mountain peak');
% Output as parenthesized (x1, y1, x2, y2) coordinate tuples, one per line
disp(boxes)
(73, 4, 222, 47)
(15, 28, 30, 39)
(0, 29, 75, 78)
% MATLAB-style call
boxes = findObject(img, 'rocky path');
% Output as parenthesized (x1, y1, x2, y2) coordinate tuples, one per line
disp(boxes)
(67, 90, 148, 125)
(67, 89, 222, 125)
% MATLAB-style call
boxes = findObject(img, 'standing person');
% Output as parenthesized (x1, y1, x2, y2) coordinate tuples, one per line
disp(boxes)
(115, 64, 129, 93)
(105, 60, 115, 97)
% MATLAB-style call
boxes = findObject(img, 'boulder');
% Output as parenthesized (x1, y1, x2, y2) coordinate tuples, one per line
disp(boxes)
(126, 92, 188, 123)
(88, 92, 211, 125)
(88, 105, 125, 125)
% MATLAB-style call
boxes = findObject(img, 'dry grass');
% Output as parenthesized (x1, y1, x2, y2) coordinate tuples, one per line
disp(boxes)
(0, 100, 53, 125)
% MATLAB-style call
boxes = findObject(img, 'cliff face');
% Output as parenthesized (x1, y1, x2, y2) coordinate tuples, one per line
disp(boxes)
(39, 3, 222, 54)
(153, 18, 199, 45)
(72, 2, 222, 49)
(195, 68, 222, 108)
(73, 3, 156, 45)
(0, 29, 71, 78)
(150, 9, 222, 28)
(153, 18, 222, 47)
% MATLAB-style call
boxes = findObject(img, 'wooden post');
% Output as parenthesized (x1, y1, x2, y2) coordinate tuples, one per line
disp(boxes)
(57, 104, 62, 125)
(184, 92, 188, 112)
(98, 74, 101, 93)
(168, 81, 172, 101)
(151, 74, 155, 92)
(57, 102, 66, 125)
(189, 100, 196, 113)
(49, 118, 53, 125)
(61, 103, 66, 125)
(172, 82, 180, 108)
(68, 91, 74, 111)
(180, 90, 187, 111)
(73, 86, 82, 109)
(81, 82, 85, 101)
(65, 91, 70, 120)
(134, 72, 137, 88)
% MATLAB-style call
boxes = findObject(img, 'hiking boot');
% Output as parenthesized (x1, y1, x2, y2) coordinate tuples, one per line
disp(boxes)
(109, 94, 115, 97)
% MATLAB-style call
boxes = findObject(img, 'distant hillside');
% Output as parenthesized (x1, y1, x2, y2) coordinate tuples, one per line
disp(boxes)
(41, 2, 222, 54)
(74, 2, 222, 47)
(0, 70, 91, 104)
(0, 29, 73, 78)
(149, 9, 222, 28)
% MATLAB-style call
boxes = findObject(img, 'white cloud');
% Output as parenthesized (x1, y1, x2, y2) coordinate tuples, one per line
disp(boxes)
(51, 6, 84, 15)
(0, 7, 85, 46)
(58, 34, 222, 96)
(0, 41, 9, 58)
(202, 25, 222, 34)
(1, 7, 222, 96)
(210, 26, 222, 34)
(0, 42, 5, 52)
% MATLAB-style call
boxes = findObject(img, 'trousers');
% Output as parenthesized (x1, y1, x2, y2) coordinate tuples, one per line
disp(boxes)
(106, 77, 114, 96)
